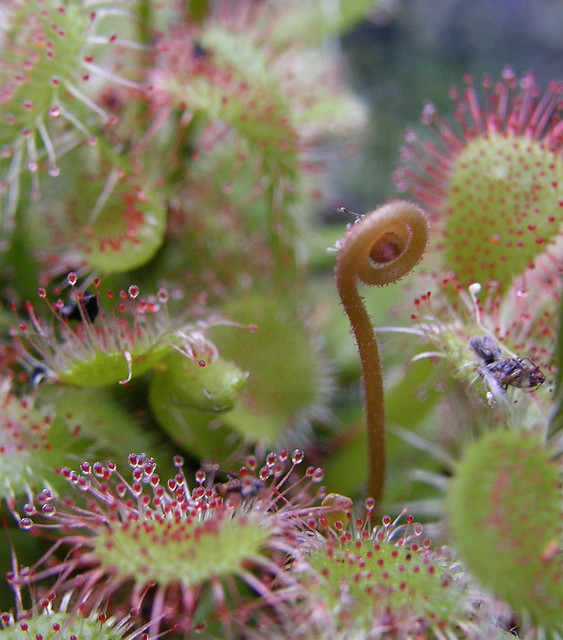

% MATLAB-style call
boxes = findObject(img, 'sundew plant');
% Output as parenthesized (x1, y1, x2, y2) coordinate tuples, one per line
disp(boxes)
(0, 1, 561, 639)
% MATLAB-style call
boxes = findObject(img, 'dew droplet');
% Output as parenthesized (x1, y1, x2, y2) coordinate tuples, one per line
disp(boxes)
(67, 272, 77, 286)
(23, 503, 36, 516)
(38, 491, 53, 505)
(128, 284, 139, 299)
(312, 467, 325, 483)
(41, 504, 57, 518)
(291, 449, 304, 465)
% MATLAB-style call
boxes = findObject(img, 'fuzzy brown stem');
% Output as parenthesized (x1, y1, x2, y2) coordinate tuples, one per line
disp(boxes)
(335, 200, 429, 514)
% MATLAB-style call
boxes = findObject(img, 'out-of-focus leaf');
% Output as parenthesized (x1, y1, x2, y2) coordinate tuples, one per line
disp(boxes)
(268, 0, 383, 45)
(548, 284, 563, 436)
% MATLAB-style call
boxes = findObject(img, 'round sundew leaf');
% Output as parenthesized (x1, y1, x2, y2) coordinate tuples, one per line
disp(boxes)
(301, 539, 474, 636)
(185, 24, 300, 173)
(0, 609, 137, 640)
(0, 0, 145, 228)
(59, 171, 168, 274)
(443, 134, 562, 287)
(210, 295, 326, 444)
(0, 0, 89, 148)
(13, 277, 192, 389)
(78, 182, 167, 274)
(152, 24, 303, 281)
(0, 386, 98, 500)
(168, 135, 295, 293)
(94, 511, 272, 588)
(446, 428, 562, 631)
(25, 145, 168, 275)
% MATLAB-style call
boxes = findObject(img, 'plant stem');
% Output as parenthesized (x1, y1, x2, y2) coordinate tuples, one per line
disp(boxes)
(335, 200, 429, 514)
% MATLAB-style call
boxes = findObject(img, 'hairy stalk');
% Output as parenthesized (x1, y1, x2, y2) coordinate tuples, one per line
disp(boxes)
(335, 200, 429, 513)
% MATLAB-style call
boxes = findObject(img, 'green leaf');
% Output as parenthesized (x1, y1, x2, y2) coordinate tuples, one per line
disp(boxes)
(447, 429, 562, 632)
(548, 285, 563, 435)
(267, 0, 384, 45)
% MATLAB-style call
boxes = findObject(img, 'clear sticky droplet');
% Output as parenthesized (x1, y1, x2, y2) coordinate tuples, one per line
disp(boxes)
(291, 449, 304, 465)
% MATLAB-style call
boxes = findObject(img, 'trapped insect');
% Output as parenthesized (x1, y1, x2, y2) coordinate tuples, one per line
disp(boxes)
(60, 290, 99, 323)
(468, 335, 501, 365)
(469, 335, 546, 392)
(214, 474, 265, 502)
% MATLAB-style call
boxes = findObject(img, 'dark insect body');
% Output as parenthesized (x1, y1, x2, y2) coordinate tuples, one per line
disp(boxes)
(469, 335, 545, 392)
(484, 356, 546, 391)
(214, 474, 265, 502)
(60, 291, 99, 323)
(468, 335, 501, 366)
